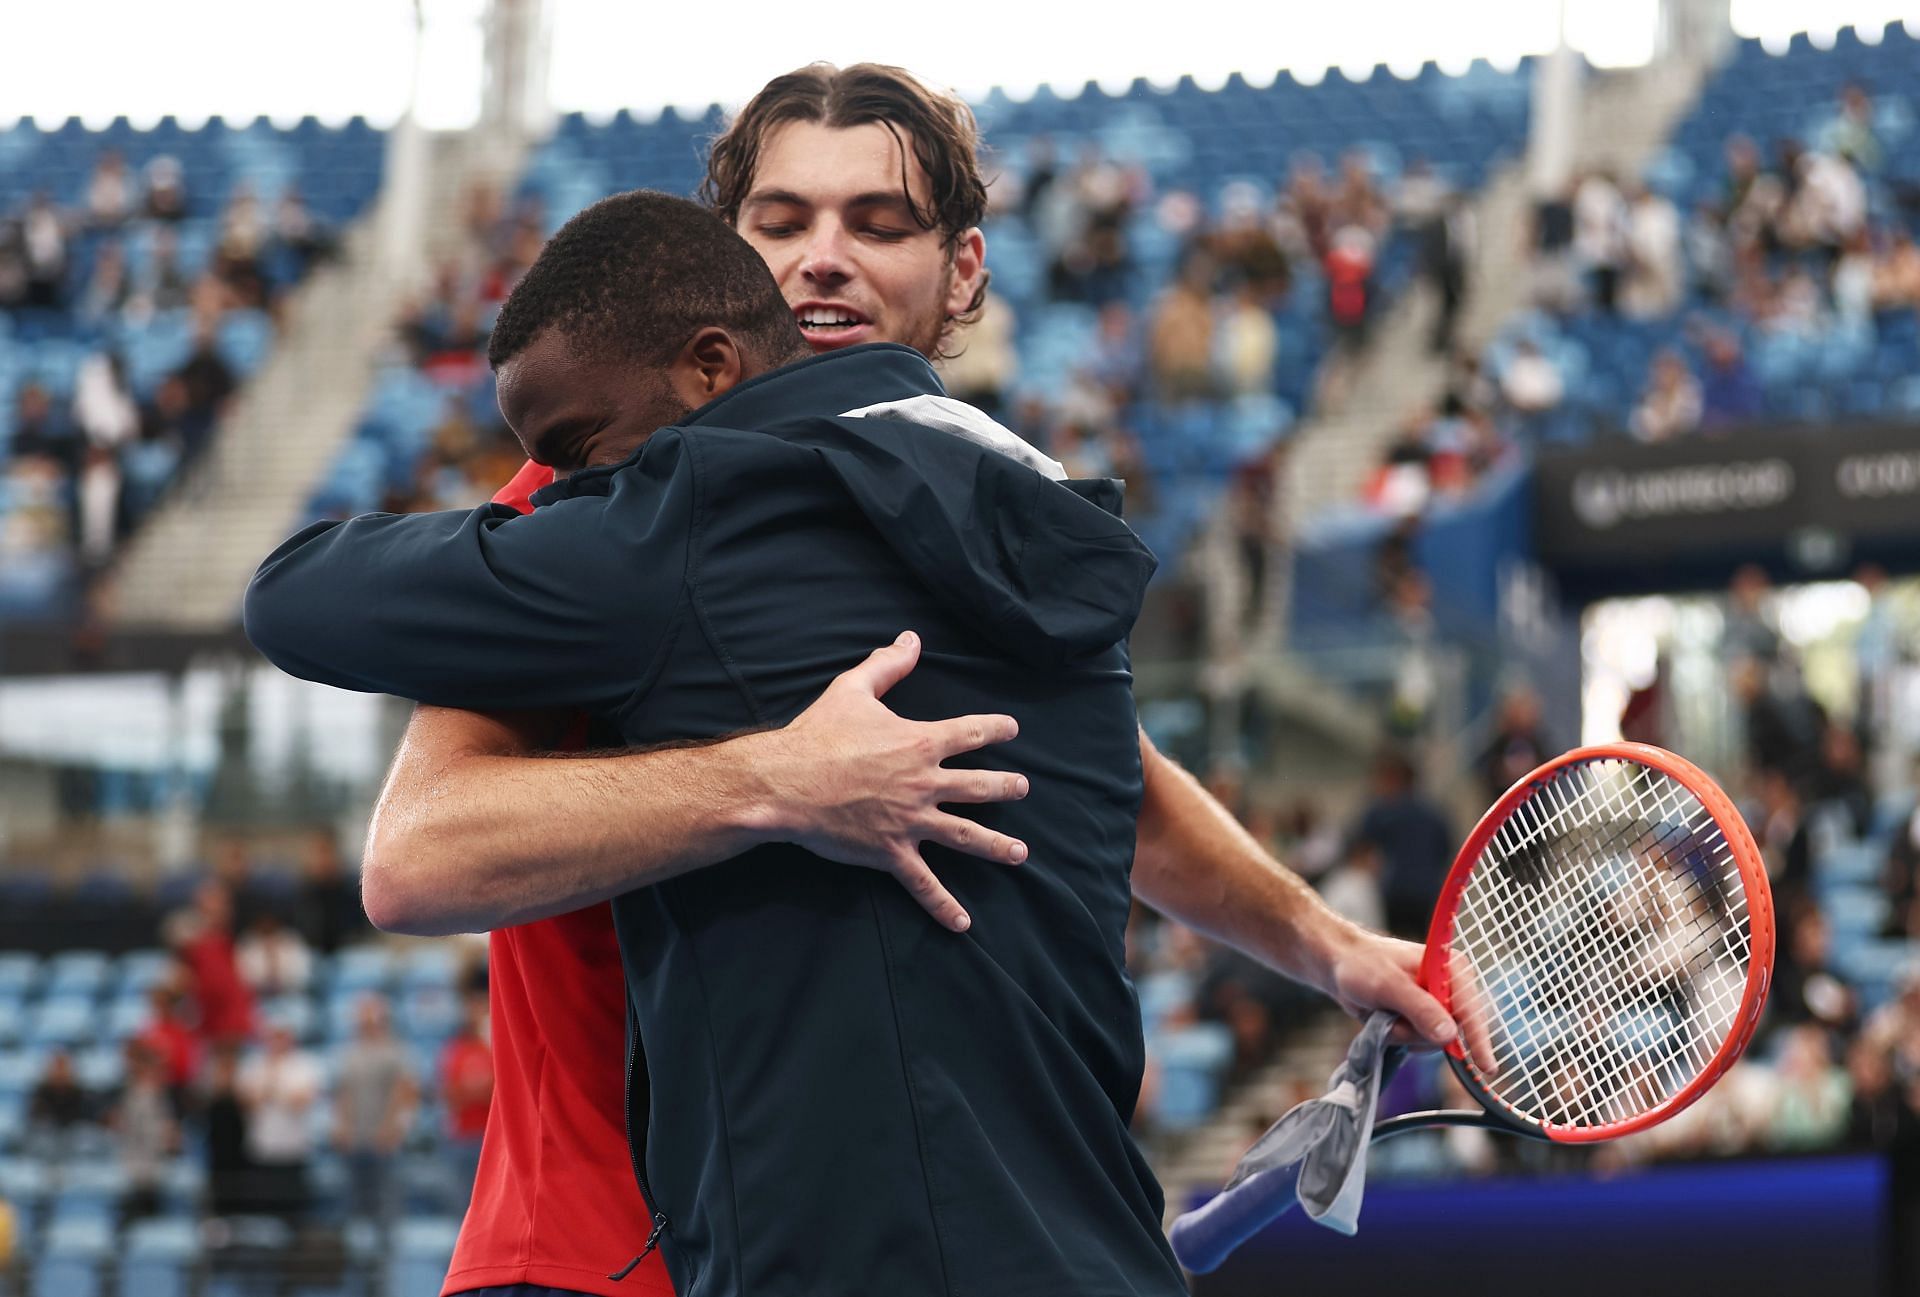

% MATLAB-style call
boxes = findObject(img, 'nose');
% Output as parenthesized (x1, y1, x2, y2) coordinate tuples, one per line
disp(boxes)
(798, 219, 852, 292)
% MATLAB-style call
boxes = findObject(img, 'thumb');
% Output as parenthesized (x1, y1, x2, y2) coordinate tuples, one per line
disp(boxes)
(842, 631, 921, 699)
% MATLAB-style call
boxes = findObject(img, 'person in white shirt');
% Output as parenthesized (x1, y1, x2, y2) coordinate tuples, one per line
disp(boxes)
(237, 1024, 322, 1219)
(1622, 182, 1682, 319)
(236, 913, 314, 997)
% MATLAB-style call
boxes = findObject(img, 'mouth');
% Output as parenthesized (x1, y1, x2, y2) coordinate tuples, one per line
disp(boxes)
(792, 302, 873, 351)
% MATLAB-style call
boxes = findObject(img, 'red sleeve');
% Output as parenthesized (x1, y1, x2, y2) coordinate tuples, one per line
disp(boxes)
(492, 460, 556, 516)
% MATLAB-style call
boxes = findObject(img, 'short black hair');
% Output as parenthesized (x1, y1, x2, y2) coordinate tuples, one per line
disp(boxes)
(487, 189, 805, 371)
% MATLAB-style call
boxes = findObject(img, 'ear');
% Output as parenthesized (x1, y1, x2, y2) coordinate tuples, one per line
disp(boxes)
(944, 226, 987, 321)
(668, 327, 746, 406)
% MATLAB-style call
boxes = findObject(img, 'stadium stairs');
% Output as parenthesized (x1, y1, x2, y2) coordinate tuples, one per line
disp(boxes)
(106, 129, 528, 634)
(1273, 59, 1708, 591)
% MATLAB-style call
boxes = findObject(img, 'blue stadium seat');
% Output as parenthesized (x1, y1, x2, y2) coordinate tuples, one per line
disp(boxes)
(121, 1215, 199, 1297)
(0, 952, 42, 998)
(33, 1257, 100, 1297)
(44, 952, 112, 1000)
(28, 997, 100, 1049)
(325, 946, 393, 995)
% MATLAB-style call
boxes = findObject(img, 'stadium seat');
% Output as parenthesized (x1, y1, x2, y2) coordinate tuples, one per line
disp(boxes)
(32, 1257, 100, 1297)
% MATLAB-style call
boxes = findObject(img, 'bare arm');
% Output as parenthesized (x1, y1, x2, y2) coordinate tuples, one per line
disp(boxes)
(1129, 728, 1458, 1048)
(363, 634, 1029, 937)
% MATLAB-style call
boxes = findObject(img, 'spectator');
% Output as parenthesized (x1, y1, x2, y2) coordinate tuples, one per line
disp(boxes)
(1768, 1025, 1850, 1152)
(1698, 329, 1762, 428)
(1354, 748, 1454, 939)
(177, 317, 238, 418)
(1215, 281, 1277, 397)
(937, 291, 1016, 420)
(134, 977, 203, 1106)
(20, 191, 68, 309)
(1873, 229, 1920, 310)
(10, 381, 78, 469)
(236, 911, 314, 997)
(1834, 228, 1876, 325)
(439, 990, 494, 1211)
(168, 880, 256, 1046)
(275, 187, 337, 275)
(1629, 349, 1703, 442)
(292, 828, 363, 955)
(1754, 766, 1813, 904)
(1499, 338, 1565, 422)
(109, 1041, 180, 1222)
(1147, 256, 1216, 401)
(1621, 181, 1682, 318)
(1822, 83, 1882, 173)
(1769, 906, 1858, 1045)
(1845, 1037, 1917, 1149)
(1323, 221, 1378, 358)
(1788, 150, 1866, 259)
(132, 227, 194, 318)
(85, 151, 136, 229)
(1477, 683, 1553, 804)
(1209, 184, 1291, 302)
(78, 240, 132, 324)
(1724, 565, 1781, 664)
(1812, 721, 1873, 839)
(237, 1023, 321, 1220)
(1318, 835, 1387, 932)
(73, 352, 141, 451)
(142, 374, 214, 473)
(1418, 193, 1473, 354)
(26, 1049, 92, 1147)
(143, 156, 188, 224)
(334, 995, 419, 1230)
(1685, 200, 1734, 304)
(203, 1044, 253, 1218)
(1572, 170, 1627, 313)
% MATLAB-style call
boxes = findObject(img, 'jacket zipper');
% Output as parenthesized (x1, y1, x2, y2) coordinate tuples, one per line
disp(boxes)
(610, 1008, 673, 1282)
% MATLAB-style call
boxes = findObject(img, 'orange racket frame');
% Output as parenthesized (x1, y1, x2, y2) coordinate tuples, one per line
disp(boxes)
(1414, 741, 1776, 1144)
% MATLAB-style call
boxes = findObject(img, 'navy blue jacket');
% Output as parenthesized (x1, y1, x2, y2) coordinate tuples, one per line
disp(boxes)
(246, 344, 1185, 1297)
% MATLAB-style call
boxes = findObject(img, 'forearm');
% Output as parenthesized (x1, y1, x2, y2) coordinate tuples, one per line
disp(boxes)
(363, 709, 794, 936)
(1129, 729, 1357, 996)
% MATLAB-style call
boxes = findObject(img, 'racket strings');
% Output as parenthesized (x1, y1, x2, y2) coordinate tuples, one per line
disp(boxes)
(1449, 759, 1753, 1132)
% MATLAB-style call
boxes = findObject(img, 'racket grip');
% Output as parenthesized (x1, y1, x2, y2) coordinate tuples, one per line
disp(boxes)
(1167, 1165, 1300, 1274)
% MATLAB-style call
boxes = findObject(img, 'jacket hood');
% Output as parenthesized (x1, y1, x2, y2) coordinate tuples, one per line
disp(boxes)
(572, 344, 1155, 666)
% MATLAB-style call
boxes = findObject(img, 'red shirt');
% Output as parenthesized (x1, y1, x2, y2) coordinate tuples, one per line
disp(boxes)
(137, 1016, 201, 1091)
(442, 459, 673, 1297)
(180, 932, 254, 1042)
(439, 1032, 494, 1141)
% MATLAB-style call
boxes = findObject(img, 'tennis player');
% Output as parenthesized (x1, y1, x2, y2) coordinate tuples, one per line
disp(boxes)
(250, 187, 1193, 1295)
(302, 64, 1456, 1297)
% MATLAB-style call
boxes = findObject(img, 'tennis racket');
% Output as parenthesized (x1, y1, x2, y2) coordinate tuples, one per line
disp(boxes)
(1170, 742, 1775, 1273)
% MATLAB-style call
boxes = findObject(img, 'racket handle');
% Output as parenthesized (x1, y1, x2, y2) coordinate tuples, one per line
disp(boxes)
(1167, 1165, 1299, 1275)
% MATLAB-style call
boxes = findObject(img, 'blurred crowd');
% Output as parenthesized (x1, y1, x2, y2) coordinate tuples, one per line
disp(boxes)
(1361, 78, 1920, 519)
(0, 831, 493, 1284)
(0, 151, 334, 585)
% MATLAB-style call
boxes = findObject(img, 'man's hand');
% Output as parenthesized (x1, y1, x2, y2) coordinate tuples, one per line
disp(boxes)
(755, 631, 1029, 933)
(1316, 922, 1459, 1051)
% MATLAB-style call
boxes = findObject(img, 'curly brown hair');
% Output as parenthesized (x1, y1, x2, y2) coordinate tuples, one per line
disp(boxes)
(701, 63, 992, 342)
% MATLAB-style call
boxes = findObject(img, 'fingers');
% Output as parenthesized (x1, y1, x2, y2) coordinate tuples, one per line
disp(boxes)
(936, 769, 1031, 805)
(923, 812, 1028, 865)
(1383, 980, 1458, 1051)
(932, 712, 1019, 758)
(839, 631, 922, 700)
(889, 848, 973, 933)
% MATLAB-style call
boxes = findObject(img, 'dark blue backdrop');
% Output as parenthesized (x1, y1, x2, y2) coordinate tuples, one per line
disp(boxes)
(1190, 1154, 1889, 1297)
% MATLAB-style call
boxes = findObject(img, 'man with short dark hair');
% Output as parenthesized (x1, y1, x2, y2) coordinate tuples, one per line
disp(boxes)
(249, 189, 1182, 1296)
